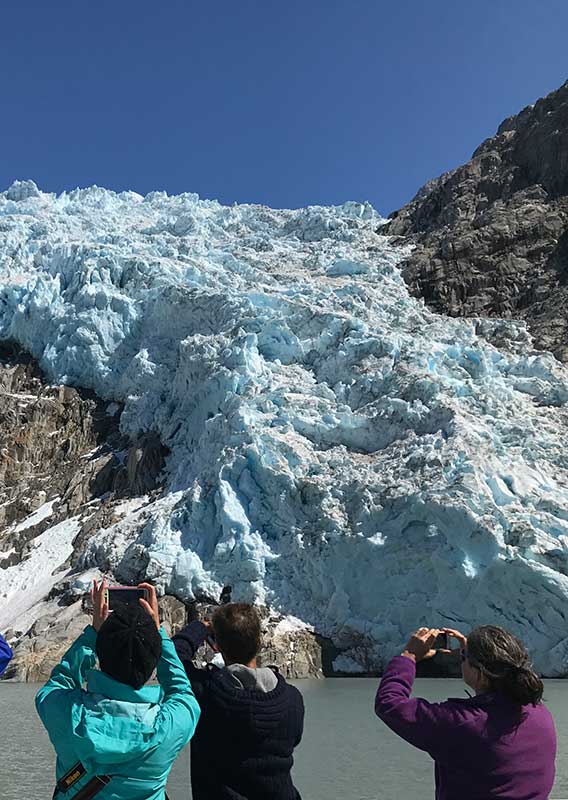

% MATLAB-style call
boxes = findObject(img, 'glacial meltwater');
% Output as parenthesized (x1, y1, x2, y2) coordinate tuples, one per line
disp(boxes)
(2, 679, 568, 799)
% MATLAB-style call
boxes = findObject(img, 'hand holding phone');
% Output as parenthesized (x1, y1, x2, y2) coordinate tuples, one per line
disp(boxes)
(91, 579, 109, 632)
(440, 628, 468, 655)
(137, 582, 160, 630)
(103, 585, 150, 610)
(91, 581, 158, 631)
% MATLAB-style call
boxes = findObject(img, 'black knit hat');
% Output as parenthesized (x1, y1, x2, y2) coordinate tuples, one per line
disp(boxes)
(96, 603, 162, 689)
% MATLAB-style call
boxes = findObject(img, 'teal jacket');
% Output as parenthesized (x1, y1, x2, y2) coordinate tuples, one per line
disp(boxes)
(36, 625, 201, 800)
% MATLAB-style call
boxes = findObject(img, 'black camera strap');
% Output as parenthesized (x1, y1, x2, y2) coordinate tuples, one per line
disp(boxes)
(53, 760, 170, 800)
(53, 762, 110, 800)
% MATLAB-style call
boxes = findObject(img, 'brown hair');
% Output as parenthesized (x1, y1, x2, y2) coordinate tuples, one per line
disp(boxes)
(467, 625, 543, 705)
(212, 602, 262, 664)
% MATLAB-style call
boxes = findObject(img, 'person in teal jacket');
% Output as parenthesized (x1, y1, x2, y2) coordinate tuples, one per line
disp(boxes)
(36, 580, 200, 800)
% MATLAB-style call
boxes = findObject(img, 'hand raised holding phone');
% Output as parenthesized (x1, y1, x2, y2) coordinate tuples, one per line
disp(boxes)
(402, 627, 442, 662)
(439, 627, 467, 655)
(91, 580, 159, 631)
(138, 582, 160, 630)
(402, 627, 467, 662)
(91, 578, 109, 632)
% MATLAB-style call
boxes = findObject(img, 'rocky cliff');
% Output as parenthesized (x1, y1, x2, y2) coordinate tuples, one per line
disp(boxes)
(0, 341, 165, 679)
(386, 80, 568, 362)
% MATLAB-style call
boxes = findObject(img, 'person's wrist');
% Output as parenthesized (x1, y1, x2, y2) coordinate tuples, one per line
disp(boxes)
(401, 650, 418, 662)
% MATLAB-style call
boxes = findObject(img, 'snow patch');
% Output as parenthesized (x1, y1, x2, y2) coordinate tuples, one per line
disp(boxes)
(14, 499, 58, 533)
(273, 616, 312, 636)
(0, 516, 81, 629)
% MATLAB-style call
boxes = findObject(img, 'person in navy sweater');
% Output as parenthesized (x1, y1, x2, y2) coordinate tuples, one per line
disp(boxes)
(173, 602, 304, 800)
(0, 631, 13, 676)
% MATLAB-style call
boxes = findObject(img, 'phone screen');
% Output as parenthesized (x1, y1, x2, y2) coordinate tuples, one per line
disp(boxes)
(105, 587, 148, 610)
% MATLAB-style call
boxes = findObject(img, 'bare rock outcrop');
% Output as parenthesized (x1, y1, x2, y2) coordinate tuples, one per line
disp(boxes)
(5, 594, 328, 681)
(187, 601, 326, 679)
(257, 625, 324, 679)
(5, 601, 90, 682)
(386, 80, 568, 362)
(0, 343, 169, 673)
(0, 341, 168, 571)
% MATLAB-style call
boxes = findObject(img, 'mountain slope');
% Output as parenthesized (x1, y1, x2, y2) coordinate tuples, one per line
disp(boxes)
(386, 80, 568, 362)
(1, 182, 568, 674)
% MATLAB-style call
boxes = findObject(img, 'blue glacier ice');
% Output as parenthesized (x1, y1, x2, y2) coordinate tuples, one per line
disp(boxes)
(1, 180, 568, 673)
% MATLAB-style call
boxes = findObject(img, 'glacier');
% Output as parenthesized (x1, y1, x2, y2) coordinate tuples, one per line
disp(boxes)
(1, 179, 568, 674)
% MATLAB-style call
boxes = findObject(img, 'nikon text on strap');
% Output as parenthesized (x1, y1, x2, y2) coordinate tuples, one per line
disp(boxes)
(53, 762, 110, 800)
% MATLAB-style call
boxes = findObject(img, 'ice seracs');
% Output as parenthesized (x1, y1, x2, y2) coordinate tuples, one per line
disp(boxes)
(1, 181, 568, 673)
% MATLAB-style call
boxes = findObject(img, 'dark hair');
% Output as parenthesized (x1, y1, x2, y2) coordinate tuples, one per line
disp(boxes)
(467, 625, 543, 705)
(212, 602, 261, 664)
(96, 603, 162, 689)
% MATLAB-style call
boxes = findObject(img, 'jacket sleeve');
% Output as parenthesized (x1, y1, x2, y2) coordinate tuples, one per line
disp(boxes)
(155, 628, 201, 749)
(35, 626, 98, 730)
(374, 655, 455, 759)
(172, 620, 209, 662)
(172, 620, 211, 697)
(0, 632, 13, 677)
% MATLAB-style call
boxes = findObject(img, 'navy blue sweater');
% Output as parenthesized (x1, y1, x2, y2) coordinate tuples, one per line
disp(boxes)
(173, 621, 304, 800)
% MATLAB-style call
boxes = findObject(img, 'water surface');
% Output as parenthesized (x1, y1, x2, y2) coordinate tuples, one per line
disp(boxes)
(2, 679, 567, 799)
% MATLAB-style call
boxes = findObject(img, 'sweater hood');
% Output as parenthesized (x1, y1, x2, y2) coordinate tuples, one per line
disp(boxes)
(222, 664, 279, 693)
(69, 669, 165, 768)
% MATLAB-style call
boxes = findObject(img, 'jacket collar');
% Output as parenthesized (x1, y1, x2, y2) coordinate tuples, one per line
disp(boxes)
(211, 669, 288, 704)
(86, 669, 162, 704)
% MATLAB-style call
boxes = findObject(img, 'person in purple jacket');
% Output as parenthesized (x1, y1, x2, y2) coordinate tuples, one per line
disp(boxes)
(0, 631, 13, 676)
(375, 624, 556, 800)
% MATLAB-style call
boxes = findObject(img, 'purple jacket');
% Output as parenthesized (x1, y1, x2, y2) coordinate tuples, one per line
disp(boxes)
(375, 656, 556, 800)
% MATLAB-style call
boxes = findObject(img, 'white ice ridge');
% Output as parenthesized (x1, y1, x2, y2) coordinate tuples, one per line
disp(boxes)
(1, 179, 568, 673)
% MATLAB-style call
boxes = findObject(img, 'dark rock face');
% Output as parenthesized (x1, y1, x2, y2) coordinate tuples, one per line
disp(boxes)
(5, 596, 328, 681)
(0, 343, 170, 676)
(158, 595, 188, 638)
(386, 80, 568, 362)
(186, 601, 325, 679)
(5, 601, 91, 682)
(0, 341, 169, 570)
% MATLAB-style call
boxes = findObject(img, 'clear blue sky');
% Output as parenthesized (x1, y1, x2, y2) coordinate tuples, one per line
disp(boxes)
(1, 0, 567, 215)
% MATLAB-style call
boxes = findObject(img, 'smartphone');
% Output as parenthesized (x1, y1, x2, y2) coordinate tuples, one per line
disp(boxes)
(104, 586, 149, 610)
(434, 632, 449, 650)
